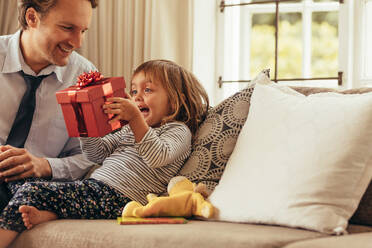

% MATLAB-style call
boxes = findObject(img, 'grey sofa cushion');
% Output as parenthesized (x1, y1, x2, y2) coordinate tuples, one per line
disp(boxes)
(11, 219, 372, 248)
(350, 181, 372, 226)
(11, 219, 327, 248)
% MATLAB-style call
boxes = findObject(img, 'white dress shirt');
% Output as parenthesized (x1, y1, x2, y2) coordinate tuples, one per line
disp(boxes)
(0, 30, 97, 180)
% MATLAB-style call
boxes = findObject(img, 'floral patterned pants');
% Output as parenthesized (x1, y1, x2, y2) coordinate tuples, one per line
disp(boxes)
(0, 178, 130, 232)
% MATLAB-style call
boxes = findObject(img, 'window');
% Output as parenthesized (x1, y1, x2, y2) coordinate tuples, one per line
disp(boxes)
(216, 0, 342, 100)
(361, 0, 372, 85)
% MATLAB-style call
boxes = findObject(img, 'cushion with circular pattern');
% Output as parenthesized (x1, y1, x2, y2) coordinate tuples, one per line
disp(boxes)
(177, 70, 270, 191)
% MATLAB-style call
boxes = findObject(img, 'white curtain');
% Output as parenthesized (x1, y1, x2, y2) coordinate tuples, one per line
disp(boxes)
(0, 0, 18, 35)
(0, 0, 194, 86)
(79, 0, 194, 85)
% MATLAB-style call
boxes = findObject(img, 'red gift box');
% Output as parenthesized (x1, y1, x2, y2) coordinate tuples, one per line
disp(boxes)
(56, 73, 126, 137)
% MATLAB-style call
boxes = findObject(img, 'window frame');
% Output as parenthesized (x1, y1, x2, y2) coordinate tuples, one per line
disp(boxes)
(358, 0, 372, 86)
(191, 0, 367, 104)
(218, 0, 341, 88)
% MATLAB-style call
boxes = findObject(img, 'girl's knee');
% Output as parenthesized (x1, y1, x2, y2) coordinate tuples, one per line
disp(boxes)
(18, 182, 34, 192)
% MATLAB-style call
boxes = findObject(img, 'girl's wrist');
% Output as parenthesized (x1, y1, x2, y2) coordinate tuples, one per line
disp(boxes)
(128, 114, 149, 143)
(128, 114, 142, 127)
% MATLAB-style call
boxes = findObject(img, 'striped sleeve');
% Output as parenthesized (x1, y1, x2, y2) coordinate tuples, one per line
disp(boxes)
(135, 122, 191, 168)
(79, 126, 129, 164)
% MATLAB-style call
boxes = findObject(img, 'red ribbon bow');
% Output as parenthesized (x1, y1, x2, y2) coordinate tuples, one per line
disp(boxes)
(76, 71, 104, 87)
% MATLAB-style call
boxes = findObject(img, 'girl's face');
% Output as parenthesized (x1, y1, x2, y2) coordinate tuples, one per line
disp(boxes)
(131, 71, 171, 127)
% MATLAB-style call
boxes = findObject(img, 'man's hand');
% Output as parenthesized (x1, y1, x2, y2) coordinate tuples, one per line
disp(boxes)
(0, 145, 52, 182)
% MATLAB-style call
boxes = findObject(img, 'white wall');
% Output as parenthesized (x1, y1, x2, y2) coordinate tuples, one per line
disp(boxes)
(192, 0, 218, 106)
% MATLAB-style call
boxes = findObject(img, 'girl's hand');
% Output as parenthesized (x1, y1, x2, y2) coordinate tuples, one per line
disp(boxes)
(103, 93, 142, 124)
(103, 93, 149, 142)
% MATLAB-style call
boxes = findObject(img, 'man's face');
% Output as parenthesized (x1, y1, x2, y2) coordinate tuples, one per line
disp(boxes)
(27, 0, 93, 70)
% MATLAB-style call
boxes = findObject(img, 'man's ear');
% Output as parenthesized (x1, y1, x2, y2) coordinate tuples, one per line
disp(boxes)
(25, 8, 40, 28)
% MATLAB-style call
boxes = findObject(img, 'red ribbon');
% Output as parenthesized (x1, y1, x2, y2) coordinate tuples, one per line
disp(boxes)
(76, 71, 104, 87)
(68, 90, 88, 137)
(69, 71, 105, 137)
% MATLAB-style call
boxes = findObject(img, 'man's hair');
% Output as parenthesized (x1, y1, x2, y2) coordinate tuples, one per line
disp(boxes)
(18, 0, 98, 30)
(132, 60, 210, 137)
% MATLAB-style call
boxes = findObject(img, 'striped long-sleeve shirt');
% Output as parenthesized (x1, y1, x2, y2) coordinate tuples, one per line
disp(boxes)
(80, 122, 191, 205)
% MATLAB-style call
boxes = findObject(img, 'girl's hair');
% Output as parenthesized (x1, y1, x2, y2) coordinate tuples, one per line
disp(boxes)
(18, 0, 98, 30)
(132, 60, 209, 137)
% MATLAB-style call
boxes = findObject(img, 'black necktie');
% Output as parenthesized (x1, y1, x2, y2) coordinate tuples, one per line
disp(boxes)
(6, 71, 48, 148)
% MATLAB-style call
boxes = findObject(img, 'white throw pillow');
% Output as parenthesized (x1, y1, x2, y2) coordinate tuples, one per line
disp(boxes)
(209, 83, 372, 234)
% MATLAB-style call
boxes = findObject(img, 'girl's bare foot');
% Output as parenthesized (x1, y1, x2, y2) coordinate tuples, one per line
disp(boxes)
(19, 205, 57, 230)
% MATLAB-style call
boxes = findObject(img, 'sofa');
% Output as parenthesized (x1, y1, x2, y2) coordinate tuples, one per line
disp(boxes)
(10, 72, 372, 248)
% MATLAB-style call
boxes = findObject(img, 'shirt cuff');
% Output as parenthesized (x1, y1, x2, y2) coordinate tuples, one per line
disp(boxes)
(45, 157, 67, 179)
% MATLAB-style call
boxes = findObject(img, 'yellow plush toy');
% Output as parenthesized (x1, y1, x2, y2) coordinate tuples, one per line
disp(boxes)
(122, 176, 214, 218)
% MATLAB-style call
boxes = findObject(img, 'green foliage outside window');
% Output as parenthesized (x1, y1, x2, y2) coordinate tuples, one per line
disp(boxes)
(312, 15, 338, 77)
(250, 16, 338, 79)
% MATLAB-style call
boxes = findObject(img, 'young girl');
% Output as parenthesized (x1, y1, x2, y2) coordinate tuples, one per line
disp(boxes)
(0, 59, 209, 247)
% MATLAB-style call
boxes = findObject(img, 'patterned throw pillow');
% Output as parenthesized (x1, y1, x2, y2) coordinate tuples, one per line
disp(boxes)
(177, 70, 270, 191)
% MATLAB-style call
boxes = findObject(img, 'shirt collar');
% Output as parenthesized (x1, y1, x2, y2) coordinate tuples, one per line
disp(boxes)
(2, 30, 64, 83)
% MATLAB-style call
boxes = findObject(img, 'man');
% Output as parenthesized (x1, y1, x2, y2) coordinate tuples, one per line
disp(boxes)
(0, 0, 98, 211)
